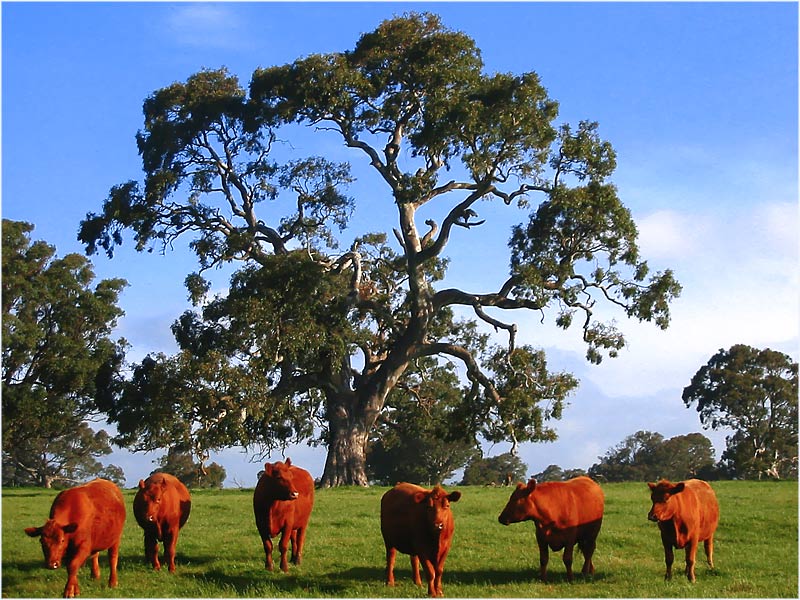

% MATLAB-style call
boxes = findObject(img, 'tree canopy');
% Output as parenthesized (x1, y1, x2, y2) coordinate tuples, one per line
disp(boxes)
(588, 430, 717, 482)
(2, 219, 127, 487)
(461, 452, 528, 486)
(683, 344, 798, 479)
(79, 13, 680, 486)
(153, 448, 227, 489)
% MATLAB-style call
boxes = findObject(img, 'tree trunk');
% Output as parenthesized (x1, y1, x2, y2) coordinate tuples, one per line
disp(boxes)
(318, 389, 381, 487)
(320, 420, 370, 487)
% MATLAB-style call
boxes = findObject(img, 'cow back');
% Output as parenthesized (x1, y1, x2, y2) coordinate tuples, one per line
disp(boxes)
(501, 476, 603, 529)
(536, 477, 605, 528)
(669, 479, 719, 543)
(51, 479, 126, 550)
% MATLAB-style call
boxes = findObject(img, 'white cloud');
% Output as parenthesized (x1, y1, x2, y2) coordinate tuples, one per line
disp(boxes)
(508, 200, 798, 400)
(636, 209, 710, 261)
(163, 4, 252, 50)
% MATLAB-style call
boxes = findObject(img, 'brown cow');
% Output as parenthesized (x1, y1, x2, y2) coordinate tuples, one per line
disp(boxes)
(24, 478, 126, 598)
(647, 478, 719, 582)
(133, 472, 192, 572)
(253, 457, 315, 572)
(498, 476, 604, 582)
(380, 483, 462, 597)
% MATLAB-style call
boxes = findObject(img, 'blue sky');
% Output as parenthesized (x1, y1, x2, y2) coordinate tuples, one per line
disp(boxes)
(2, 1, 798, 487)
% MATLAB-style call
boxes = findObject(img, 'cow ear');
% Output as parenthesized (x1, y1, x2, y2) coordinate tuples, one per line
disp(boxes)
(647, 482, 656, 490)
(24, 526, 43, 538)
(448, 491, 461, 503)
(526, 478, 537, 493)
(264, 463, 273, 476)
(63, 523, 78, 534)
(138, 479, 146, 489)
(285, 457, 292, 467)
(413, 491, 428, 503)
(671, 482, 686, 494)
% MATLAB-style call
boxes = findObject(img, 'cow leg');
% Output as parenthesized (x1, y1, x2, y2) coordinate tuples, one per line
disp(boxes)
(263, 536, 274, 571)
(63, 546, 90, 598)
(434, 556, 448, 597)
(684, 540, 698, 583)
(663, 544, 674, 581)
(292, 527, 306, 565)
(144, 530, 161, 571)
(89, 552, 100, 580)
(563, 543, 575, 582)
(163, 529, 178, 573)
(537, 539, 550, 582)
(704, 536, 715, 570)
(385, 547, 397, 586)
(420, 557, 437, 597)
(278, 527, 291, 573)
(411, 555, 422, 586)
(108, 542, 120, 589)
(579, 537, 596, 577)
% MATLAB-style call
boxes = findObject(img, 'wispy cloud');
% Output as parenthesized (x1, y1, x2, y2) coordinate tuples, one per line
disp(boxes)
(162, 3, 252, 50)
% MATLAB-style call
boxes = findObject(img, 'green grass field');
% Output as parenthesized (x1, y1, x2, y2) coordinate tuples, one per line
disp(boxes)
(2, 481, 797, 597)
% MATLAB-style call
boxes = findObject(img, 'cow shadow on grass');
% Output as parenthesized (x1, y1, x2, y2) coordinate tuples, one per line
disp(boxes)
(447, 568, 609, 587)
(327, 566, 607, 591)
(198, 568, 349, 596)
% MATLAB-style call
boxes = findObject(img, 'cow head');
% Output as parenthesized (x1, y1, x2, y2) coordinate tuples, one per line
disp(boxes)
(138, 477, 168, 523)
(414, 485, 461, 533)
(25, 519, 77, 570)
(498, 478, 539, 525)
(647, 480, 685, 522)
(262, 458, 300, 501)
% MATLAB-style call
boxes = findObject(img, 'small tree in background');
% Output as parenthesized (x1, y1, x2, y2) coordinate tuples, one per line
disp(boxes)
(589, 430, 664, 482)
(683, 344, 798, 479)
(461, 452, 528, 486)
(367, 359, 480, 485)
(154, 448, 226, 489)
(532, 464, 588, 481)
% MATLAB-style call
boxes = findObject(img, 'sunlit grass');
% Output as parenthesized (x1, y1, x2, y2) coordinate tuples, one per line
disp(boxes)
(2, 481, 797, 597)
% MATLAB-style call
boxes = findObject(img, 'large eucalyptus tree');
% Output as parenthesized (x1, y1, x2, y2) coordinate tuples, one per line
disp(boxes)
(81, 13, 680, 486)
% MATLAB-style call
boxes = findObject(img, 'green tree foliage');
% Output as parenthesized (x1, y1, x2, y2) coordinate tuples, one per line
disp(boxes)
(532, 464, 588, 481)
(589, 430, 717, 482)
(2, 220, 127, 487)
(683, 344, 798, 479)
(1, 422, 125, 488)
(80, 13, 680, 486)
(367, 359, 480, 485)
(461, 452, 528, 486)
(153, 448, 226, 489)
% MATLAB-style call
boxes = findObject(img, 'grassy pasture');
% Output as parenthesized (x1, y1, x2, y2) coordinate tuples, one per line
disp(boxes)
(2, 481, 797, 597)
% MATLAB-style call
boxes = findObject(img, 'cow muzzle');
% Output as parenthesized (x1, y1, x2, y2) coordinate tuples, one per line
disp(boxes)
(647, 511, 659, 522)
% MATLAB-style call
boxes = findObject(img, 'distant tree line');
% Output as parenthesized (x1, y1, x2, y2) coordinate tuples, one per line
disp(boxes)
(588, 431, 719, 482)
